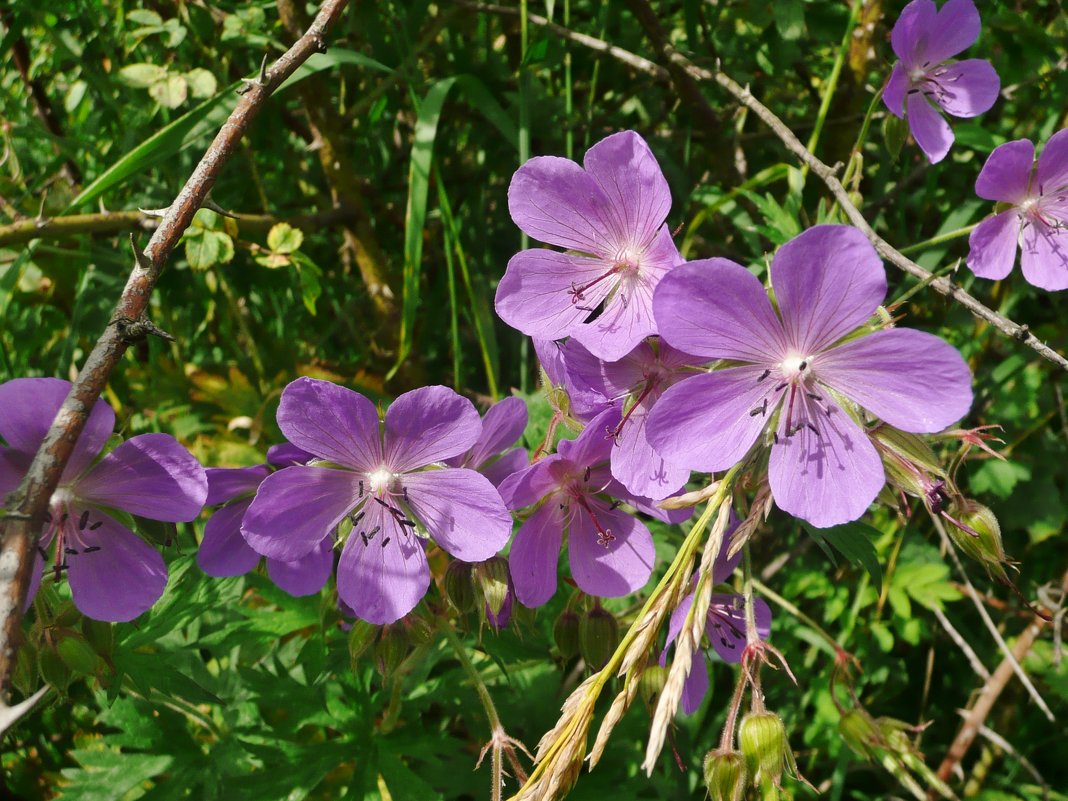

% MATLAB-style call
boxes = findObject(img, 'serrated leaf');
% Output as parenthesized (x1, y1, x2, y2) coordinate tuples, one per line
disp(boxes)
(294, 254, 322, 315)
(149, 74, 188, 108)
(267, 222, 304, 253)
(118, 63, 168, 89)
(256, 252, 291, 269)
(60, 749, 172, 801)
(184, 68, 217, 99)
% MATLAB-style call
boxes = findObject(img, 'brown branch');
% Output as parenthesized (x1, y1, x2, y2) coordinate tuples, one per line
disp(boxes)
(932, 567, 1068, 794)
(0, 205, 360, 248)
(0, 0, 351, 697)
(564, 0, 1068, 374)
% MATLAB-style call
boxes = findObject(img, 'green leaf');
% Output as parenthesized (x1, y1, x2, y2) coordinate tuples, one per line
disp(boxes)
(969, 459, 1031, 499)
(60, 749, 172, 801)
(126, 9, 163, 26)
(804, 521, 883, 591)
(56, 635, 104, 676)
(277, 49, 394, 94)
(773, 0, 806, 41)
(267, 222, 304, 254)
(392, 76, 459, 378)
(185, 230, 222, 271)
(149, 74, 188, 108)
(184, 68, 218, 99)
(882, 113, 908, 161)
(118, 63, 168, 89)
(66, 90, 231, 211)
(293, 254, 323, 315)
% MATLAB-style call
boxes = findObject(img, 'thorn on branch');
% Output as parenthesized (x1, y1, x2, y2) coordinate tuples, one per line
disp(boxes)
(203, 196, 239, 219)
(138, 206, 171, 218)
(129, 234, 153, 271)
(1015, 324, 1031, 342)
(312, 36, 328, 53)
(112, 315, 176, 344)
(238, 53, 272, 94)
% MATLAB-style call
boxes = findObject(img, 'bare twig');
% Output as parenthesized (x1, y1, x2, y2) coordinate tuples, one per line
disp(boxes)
(551, 0, 1068, 374)
(933, 566, 1068, 793)
(0, 205, 360, 248)
(0, 0, 351, 696)
(956, 713, 1050, 800)
(932, 607, 991, 682)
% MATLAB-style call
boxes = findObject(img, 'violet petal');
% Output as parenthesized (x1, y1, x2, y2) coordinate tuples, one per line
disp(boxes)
(967, 211, 1021, 280)
(242, 466, 360, 560)
(384, 385, 482, 472)
(907, 92, 954, 164)
(277, 377, 383, 473)
(205, 465, 269, 507)
(568, 498, 654, 597)
(401, 468, 512, 562)
(75, 433, 207, 522)
(508, 501, 565, 607)
(975, 139, 1035, 204)
(1020, 220, 1068, 291)
(197, 497, 260, 577)
(932, 59, 999, 119)
(267, 539, 334, 597)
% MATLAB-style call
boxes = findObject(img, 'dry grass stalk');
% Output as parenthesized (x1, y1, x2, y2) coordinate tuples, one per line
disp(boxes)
(641, 502, 733, 775)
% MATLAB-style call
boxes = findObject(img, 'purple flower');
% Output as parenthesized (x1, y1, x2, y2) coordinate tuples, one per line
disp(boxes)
(196, 446, 334, 597)
(882, 0, 1000, 164)
(646, 225, 973, 528)
(562, 338, 703, 500)
(0, 378, 207, 622)
(660, 533, 772, 715)
(495, 131, 682, 361)
(967, 130, 1068, 290)
(499, 406, 686, 607)
(444, 396, 529, 487)
(240, 378, 513, 625)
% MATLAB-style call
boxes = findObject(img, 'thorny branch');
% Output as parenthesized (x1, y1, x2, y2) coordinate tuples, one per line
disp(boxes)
(0, 0, 351, 698)
(484, 0, 1068, 374)
(0, 205, 361, 248)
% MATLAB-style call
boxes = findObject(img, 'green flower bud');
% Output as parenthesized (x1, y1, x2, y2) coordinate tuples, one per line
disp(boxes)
(81, 617, 114, 658)
(38, 644, 73, 692)
(703, 749, 748, 801)
(405, 614, 435, 646)
(348, 619, 378, 664)
(838, 709, 882, 761)
(553, 609, 581, 660)
(473, 556, 510, 616)
(444, 561, 476, 614)
(947, 500, 1008, 581)
(373, 626, 408, 679)
(639, 665, 668, 702)
(739, 712, 788, 785)
(56, 633, 104, 676)
(579, 605, 619, 670)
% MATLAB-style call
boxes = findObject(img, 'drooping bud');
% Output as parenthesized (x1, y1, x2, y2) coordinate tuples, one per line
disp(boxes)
(739, 712, 789, 786)
(703, 749, 748, 801)
(553, 609, 581, 659)
(945, 500, 1008, 581)
(639, 664, 667, 702)
(348, 619, 378, 664)
(579, 605, 619, 670)
(444, 561, 476, 614)
(473, 556, 510, 616)
(404, 614, 435, 646)
(871, 426, 947, 507)
(373, 625, 408, 679)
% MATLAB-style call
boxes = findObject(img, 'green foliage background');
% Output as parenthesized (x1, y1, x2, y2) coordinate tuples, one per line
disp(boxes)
(1, 1, 1066, 799)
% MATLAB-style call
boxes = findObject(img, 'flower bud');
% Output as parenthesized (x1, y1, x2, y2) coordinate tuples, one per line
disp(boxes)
(473, 556, 510, 616)
(947, 500, 1008, 580)
(579, 605, 618, 670)
(739, 712, 788, 785)
(639, 665, 668, 702)
(404, 614, 435, 646)
(553, 609, 581, 659)
(348, 619, 378, 664)
(703, 749, 748, 801)
(373, 626, 408, 679)
(838, 709, 882, 761)
(444, 561, 476, 614)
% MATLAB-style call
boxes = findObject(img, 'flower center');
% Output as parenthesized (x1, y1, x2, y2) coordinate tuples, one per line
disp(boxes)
(907, 66, 928, 85)
(779, 354, 813, 383)
(368, 467, 395, 494)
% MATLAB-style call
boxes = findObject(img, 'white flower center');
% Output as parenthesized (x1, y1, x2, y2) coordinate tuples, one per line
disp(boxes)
(368, 467, 395, 494)
(49, 487, 74, 510)
(908, 66, 927, 84)
(779, 354, 813, 382)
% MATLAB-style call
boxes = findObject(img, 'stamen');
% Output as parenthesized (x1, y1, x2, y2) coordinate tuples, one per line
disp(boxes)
(568, 265, 622, 304)
(608, 380, 657, 440)
(83, 546, 101, 553)
(381, 537, 391, 548)
(89, 521, 103, 530)
(757, 369, 771, 382)
(78, 511, 90, 530)
(749, 398, 769, 417)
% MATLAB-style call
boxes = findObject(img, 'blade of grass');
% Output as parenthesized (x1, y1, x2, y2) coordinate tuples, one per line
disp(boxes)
(438, 179, 500, 398)
(391, 76, 459, 379)
(437, 175, 463, 391)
